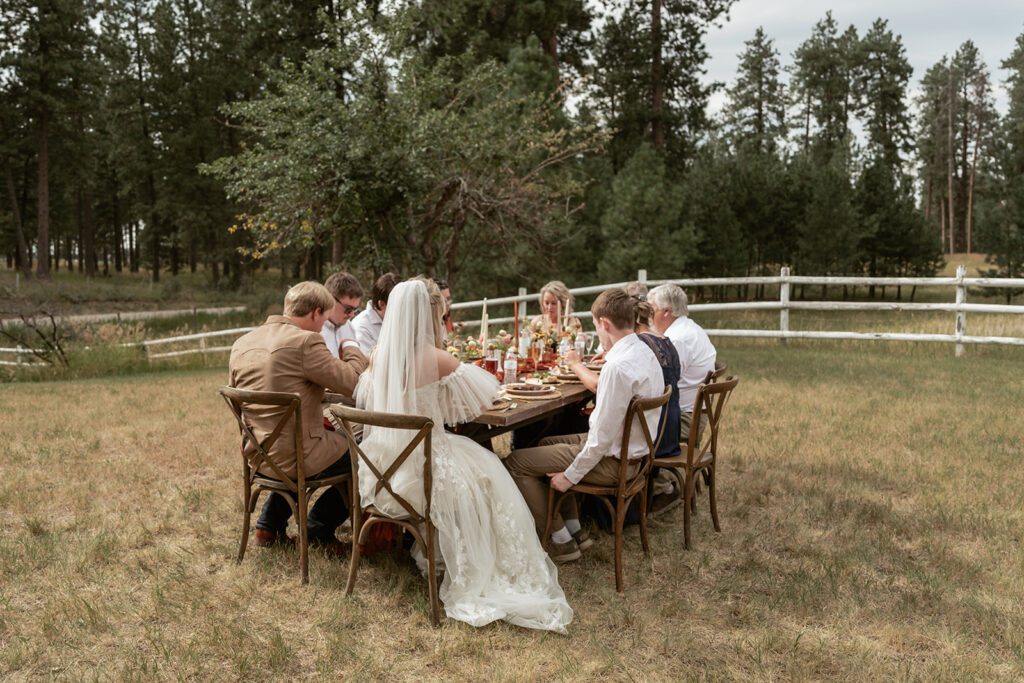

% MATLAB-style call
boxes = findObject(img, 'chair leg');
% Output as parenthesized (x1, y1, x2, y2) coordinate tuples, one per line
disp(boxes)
(297, 489, 309, 585)
(425, 521, 441, 628)
(708, 464, 721, 533)
(346, 515, 368, 596)
(638, 489, 650, 555)
(541, 488, 559, 552)
(683, 472, 694, 550)
(238, 486, 252, 564)
(614, 499, 626, 593)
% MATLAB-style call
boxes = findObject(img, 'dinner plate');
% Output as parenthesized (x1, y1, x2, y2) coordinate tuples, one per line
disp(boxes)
(505, 383, 557, 396)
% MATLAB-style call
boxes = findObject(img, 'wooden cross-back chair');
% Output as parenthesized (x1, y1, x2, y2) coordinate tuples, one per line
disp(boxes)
(328, 405, 441, 627)
(218, 386, 352, 584)
(543, 385, 672, 593)
(651, 376, 739, 549)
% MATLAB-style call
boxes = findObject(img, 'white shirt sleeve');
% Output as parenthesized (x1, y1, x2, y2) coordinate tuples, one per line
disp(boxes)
(563, 363, 631, 484)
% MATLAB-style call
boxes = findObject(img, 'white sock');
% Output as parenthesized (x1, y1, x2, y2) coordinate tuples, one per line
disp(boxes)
(551, 527, 572, 544)
(564, 518, 581, 535)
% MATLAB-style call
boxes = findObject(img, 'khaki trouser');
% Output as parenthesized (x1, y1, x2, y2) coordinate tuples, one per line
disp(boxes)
(505, 433, 639, 538)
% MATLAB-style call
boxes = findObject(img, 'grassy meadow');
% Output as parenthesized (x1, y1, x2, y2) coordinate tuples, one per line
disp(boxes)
(1, 340, 1023, 680)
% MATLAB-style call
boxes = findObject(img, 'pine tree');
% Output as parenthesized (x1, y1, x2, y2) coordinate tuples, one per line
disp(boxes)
(722, 27, 786, 155)
(978, 30, 1024, 296)
(597, 143, 693, 281)
(855, 19, 913, 171)
(790, 12, 859, 163)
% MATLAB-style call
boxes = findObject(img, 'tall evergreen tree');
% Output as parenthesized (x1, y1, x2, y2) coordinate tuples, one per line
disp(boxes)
(790, 12, 859, 163)
(722, 27, 786, 154)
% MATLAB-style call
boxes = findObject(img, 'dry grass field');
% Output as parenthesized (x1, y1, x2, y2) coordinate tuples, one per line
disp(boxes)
(1, 340, 1023, 681)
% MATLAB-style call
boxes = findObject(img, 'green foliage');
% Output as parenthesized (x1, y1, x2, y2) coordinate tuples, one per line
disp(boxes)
(596, 143, 693, 281)
(204, 9, 604, 290)
(798, 153, 862, 275)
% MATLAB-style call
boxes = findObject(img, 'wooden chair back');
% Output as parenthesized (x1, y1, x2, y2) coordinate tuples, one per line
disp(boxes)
(330, 405, 441, 626)
(685, 376, 739, 470)
(701, 359, 729, 386)
(330, 406, 434, 523)
(616, 385, 673, 494)
(219, 387, 307, 490)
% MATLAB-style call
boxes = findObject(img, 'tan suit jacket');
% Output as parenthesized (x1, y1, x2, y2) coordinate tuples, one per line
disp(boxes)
(229, 315, 369, 478)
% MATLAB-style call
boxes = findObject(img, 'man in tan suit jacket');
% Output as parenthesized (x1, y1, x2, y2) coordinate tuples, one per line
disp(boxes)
(229, 281, 369, 549)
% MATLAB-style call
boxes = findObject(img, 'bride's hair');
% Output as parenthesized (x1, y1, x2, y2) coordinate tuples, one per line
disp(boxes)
(413, 275, 445, 348)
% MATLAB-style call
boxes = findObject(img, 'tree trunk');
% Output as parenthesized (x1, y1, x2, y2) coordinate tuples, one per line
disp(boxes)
(36, 107, 50, 278)
(650, 0, 665, 149)
(543, 29, 559, 84)
(966, 114, 982, 254)
(332, 225, 344, 266)
(83, 189, 97, 277)
(946, 70, 955, 255)
(150, 219, 161, 283)
(170, 232, 179, 276)
(113, 191, 123, 273)
(3, 161, 30, 277)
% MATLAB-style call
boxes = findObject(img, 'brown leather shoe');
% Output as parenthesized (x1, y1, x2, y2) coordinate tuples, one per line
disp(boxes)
(549, 539, 582, 564)
(572, 528, 594, 551)
(254, 529, 295, 548)
(650, 488, 682, 518)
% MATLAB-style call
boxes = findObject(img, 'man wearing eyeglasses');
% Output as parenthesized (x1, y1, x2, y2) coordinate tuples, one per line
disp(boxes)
(321, 271, 364, 359)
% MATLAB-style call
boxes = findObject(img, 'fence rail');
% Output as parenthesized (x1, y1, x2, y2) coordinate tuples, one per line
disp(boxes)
(5, 268, 1022, 368)
(451, 267, 1024, 357)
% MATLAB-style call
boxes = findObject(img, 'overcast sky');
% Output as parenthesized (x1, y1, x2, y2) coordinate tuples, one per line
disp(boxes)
(702, 0, 1024, 115)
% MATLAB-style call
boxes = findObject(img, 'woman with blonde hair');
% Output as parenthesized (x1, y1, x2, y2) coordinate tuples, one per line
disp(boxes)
(529, 280, 583, 336)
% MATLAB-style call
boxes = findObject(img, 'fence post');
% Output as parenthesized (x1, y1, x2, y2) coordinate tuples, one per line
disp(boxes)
(637, 269, 648, 289)
(200, 335, 208, 362)
(955, 264, 967, 357)
(779, 266, 790, 345)
(518, 287, 528, 326)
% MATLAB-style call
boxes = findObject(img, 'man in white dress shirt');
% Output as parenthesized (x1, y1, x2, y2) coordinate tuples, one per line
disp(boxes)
(647, 283, 716, 433)
(505, 288, 665, 563)
(320, 271, 364, 358)
(349, 272, 400, 355)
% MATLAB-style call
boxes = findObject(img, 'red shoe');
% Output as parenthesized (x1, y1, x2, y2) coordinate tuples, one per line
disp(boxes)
(254, 529, 295, 548)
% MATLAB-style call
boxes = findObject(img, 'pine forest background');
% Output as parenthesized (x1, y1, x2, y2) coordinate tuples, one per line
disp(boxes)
(2, 0, 1024, 301)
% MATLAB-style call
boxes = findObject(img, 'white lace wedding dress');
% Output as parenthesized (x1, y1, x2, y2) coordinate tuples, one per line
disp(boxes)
(355, 281, 572, 633)
(354, 280, 573, 634)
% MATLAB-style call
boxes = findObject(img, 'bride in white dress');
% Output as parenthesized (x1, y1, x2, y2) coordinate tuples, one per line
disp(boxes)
(355, 278, 573, 633)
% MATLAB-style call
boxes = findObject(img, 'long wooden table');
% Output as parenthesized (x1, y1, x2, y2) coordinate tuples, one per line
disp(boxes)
(456, 382, 594, 444)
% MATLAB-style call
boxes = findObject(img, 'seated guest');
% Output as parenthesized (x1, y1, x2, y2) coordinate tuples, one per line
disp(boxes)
(436, 279, 454, 334)
(229, 281, 369, 551)
(647, 283, 716, 440)
(321, 271, 364, 359)
(505, 289, 665, 563)
(349, 272, 400, 355)
(569, 295, 682, 519)
(529, 280, 583, 336)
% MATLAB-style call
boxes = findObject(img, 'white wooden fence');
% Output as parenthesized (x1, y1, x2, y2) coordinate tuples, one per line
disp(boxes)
(3, 267, 1022, 367)
(450, 267, 1024, 357)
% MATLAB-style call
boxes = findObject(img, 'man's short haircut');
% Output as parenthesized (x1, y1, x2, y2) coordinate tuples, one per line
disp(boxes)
(591, 288, 638, 331)
(647, 283, 689, 317)
(372, 272, 402, 310)
(324, 271, 363, 300)
(435, 279, 449, 291)
(283, 281, 334, 317)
